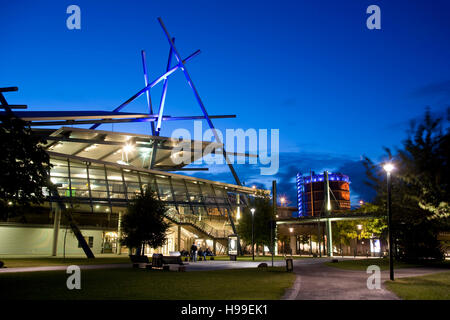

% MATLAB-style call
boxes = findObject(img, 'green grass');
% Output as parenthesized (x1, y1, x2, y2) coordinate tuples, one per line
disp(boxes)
(385, 271, 450, 300)
(0, 267, 295, 300)
(324, 258, 450, 271)
(325, 258, 419, 271)
(0, 257, 131, 268)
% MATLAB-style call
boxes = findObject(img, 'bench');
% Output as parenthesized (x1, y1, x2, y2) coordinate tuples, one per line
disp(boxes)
(129, 255, 152, 269)
(162, 256, 184, 265)
(151, 254, 186, 272)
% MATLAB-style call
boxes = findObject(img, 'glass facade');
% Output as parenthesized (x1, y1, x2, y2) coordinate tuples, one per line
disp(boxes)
(48, 154, 257, 231)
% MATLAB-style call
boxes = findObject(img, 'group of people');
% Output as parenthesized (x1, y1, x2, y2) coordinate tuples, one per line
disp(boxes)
(179, 244, 214, 262)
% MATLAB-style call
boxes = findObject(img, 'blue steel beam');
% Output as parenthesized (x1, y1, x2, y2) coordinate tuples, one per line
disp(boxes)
(157, 17, 243, 186)
(156, 38, 175, 134)
(90, 49, 201, 130)
(151, 39, 174, 169)
(141, 50, 156, 136)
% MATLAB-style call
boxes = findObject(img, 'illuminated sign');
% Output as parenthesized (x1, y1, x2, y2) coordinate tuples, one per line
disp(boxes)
(228, 235, 238, 256)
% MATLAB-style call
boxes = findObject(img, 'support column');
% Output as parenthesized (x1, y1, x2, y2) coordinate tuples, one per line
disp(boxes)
(290, 235, 296, 255)
(272, 180, 278, 256)
(51, 204, 61, 256)
(177, 225, 181, 251)
(117, 212, 122, 255)
(326, 219, 333, 257)
(213, 239, 217, 255)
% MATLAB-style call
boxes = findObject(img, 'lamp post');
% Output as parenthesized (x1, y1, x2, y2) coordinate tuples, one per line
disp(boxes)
(356, 224, 362, 256)
(251, 208, 255, 261)
(383, 163, 395, 281)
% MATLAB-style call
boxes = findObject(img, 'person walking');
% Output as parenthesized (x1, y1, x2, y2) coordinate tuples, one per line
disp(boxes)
(190, 242, 198, 262)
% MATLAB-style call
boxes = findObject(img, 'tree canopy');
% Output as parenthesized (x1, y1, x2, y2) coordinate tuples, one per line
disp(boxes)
(362, 108, 449, 260)
(237, 193, 276, 252)
(120, 186, 170, 255)
(0, 114, 51, 219)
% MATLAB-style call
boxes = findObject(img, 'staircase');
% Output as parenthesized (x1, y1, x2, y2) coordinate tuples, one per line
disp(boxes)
(164, 210, 232, 240)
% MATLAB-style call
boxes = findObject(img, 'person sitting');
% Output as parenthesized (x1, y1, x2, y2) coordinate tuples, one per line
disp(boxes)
(198, 248, 204, 261)
(205, 247, 213, 256)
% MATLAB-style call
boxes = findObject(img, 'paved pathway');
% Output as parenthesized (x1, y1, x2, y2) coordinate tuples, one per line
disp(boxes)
(0, 258, 323, 273)
(282, 262, 448, 300)
(2, 258, 447, 301)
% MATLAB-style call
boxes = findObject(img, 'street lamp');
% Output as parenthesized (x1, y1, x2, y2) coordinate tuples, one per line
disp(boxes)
(251, 208, 255, 261)
(356, 224, 363, 256)
(383, 162, 395, 281)
(280, 197, 286, 207)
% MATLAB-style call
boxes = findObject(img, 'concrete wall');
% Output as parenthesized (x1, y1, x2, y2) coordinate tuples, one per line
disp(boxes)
(0, 224, 104, 256)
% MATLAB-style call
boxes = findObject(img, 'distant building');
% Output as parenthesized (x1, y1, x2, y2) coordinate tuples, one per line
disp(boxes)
(296, 172, 350, 217)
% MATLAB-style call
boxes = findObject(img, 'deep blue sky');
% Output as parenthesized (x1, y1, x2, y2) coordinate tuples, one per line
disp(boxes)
(1, 0, 449, 205)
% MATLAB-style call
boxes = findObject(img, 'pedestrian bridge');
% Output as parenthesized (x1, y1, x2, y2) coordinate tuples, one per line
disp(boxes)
(276, 212, 385, 225)
(275, 212, 386, 257)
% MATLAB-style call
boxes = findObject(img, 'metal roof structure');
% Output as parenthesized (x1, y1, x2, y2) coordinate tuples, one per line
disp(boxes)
(36, 126, 255, 172)
(0, 18, 250, 184)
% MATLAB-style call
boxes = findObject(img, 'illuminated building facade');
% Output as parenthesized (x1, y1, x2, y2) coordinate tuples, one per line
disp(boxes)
(296, 172, 350, 217)
(0, 126, 264, 256)
(0, 18, 267, 257)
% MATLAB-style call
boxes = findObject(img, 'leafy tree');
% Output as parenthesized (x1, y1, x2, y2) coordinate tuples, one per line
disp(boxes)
(120, 186, 170, 256)
(0, 114, 51, 219)
(297, 234, 310, 252)
(362, 108, 449, 261)
(332, 218, 387, 253)
(237, 193, 276, 254)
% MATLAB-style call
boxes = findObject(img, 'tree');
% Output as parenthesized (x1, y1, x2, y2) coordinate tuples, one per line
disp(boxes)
(332, 218, 387, 255)
(0, 114, 51, 219)
(120, 186, 170, 256)
(237, 193, 276, 254)
(362, 108, 449, 261)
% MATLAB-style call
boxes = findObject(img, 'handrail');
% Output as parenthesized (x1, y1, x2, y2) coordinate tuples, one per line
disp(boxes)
(164, 210, 231, 238)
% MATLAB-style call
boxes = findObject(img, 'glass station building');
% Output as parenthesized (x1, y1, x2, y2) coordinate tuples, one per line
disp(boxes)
(0, 126, 264, 256)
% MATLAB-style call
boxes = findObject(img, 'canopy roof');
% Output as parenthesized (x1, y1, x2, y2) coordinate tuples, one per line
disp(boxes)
(36, 126, 222, 171)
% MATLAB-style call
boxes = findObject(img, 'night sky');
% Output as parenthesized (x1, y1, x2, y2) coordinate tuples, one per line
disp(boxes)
(1, 0, 449, 206)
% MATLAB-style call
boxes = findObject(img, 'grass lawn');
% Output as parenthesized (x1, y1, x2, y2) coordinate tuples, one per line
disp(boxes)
(385, 271, 450, 300)
(325, 258, 418, 271)
(0, 256, 131, 268)
(324, 258, 450, 271)
(0, 267, 295, 300)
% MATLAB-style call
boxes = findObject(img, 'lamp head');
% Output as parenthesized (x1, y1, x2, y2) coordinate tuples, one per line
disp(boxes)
(250, 208, 255, 215)
(383, 163, 395, 173)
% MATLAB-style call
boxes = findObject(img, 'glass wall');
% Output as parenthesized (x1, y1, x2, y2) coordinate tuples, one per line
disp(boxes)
(48, 155, 257, 224)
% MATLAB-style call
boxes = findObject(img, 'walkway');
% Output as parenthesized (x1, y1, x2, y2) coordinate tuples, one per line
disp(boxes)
(0, 257, 324, 273)
(282, 262, 448, 300)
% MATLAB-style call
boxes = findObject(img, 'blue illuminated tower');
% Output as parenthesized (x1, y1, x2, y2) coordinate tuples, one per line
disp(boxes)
(296, 173, 305, 217)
